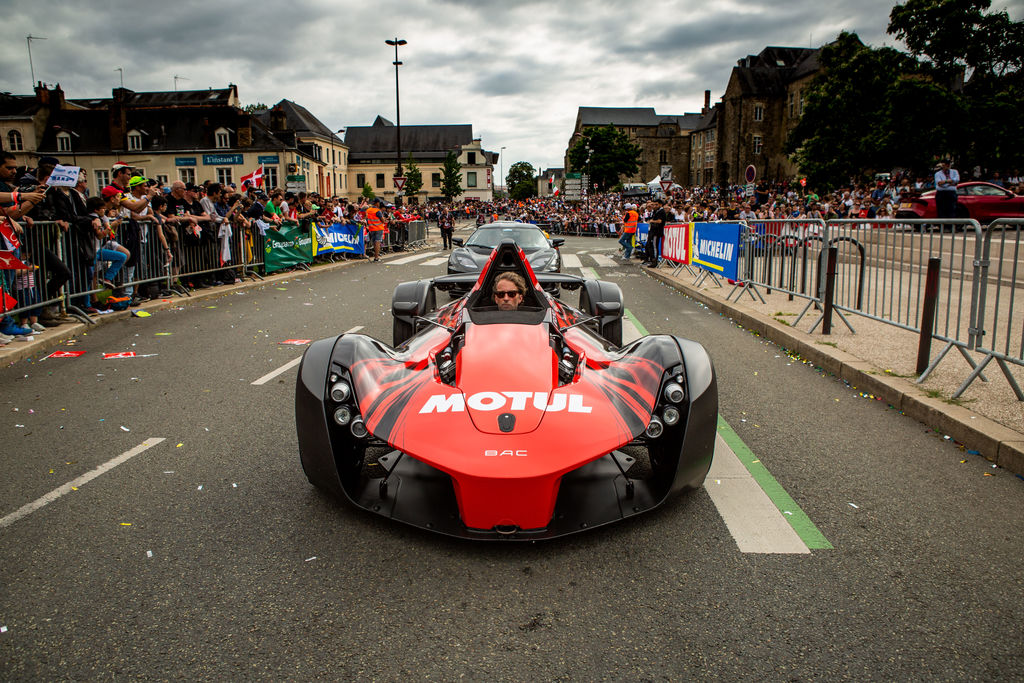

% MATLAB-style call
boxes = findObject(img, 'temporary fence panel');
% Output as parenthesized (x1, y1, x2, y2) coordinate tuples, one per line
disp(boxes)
(956, 218, 1024, 399)
(1, 220, 68, 321)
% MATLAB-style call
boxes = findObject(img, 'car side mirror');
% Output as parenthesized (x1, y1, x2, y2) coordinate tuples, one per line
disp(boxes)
(452, 238, 464, 246)
(551, 238, 565, 248)
(393, 301, 418, 315)
(596, 301, 621, 316)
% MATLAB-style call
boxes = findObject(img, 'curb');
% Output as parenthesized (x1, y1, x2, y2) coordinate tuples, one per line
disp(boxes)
(643, 267, 1024, 477)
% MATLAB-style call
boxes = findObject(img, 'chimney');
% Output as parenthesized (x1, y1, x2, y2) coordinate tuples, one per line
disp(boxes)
(270, 106, 287, 132)
(703, 90, 711, 115)
(109, 87, 129, 150)
(34, 82, 48, 106)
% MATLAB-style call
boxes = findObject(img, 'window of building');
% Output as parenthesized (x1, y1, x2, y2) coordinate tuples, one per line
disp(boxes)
(331, 149, 335, 164)
(709, 130, 715, 142)
(356, 173, 365, 189)
(799, 92, 805, 116)
(752, 135, 763, 156)
(57, 132, 72, 153)
(179, 168, 196, 184)
(94, 170, 110, 194)
(789, 93, 795, 118)
(264, 166, 278, 190)
(466, 171, 477, 188)
(659, 150, 668, 164)
(753, 105, 764, 122)
(7, 130, 23, 151)
(215, 128, 230, 149)
(467, 152, 476, 164)
(432, 173, 441, 188)
(217, 168, 232, 185)
(156, 174, 169, 185)
(127, 129, 143, 151)
(375, 173, 385, 188)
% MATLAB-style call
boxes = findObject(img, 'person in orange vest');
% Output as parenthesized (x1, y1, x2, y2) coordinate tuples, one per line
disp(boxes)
(365, 199, 387, 262)
(618, 203, 639, 259)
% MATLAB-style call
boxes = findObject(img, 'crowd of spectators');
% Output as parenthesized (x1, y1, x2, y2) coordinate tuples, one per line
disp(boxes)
(1, 153, 1020, 347)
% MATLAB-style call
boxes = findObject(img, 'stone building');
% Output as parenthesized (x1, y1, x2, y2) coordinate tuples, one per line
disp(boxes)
(565, 106, 703, 187)
(716, 46, 820, 185)
(689, 92, 721, 187)
(343, 116, 496, 203)
(22, 84, 320, 197)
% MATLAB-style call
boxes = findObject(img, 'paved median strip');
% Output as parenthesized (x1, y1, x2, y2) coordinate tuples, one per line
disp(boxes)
(625, 308, 830, 553)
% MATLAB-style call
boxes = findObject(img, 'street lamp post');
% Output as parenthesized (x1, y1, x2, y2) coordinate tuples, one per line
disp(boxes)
(499, 146, 506, 198)
(385, 37, 407, 206)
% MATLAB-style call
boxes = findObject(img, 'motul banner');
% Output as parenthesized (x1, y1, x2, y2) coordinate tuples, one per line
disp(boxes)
(264, 221, 313, 273)
(662, 223, 691, 264)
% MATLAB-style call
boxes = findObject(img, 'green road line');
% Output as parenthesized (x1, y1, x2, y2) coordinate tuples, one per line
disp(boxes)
(716, 416, 833, 549)
(582, 266, 600, 280)
(625, 308, 646, 335)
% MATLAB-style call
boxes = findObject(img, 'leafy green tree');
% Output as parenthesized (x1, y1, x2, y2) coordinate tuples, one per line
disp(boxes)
(566, 125, 641, 191)
(361, 183, 375, 200)
(507, 161, 536, 200)
(242, 103, 268, 113)
(403, 153, 423, 200)
(441, 151, 463, 201)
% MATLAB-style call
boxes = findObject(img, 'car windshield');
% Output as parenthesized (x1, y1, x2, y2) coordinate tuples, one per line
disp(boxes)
(466, 227, 550, 249)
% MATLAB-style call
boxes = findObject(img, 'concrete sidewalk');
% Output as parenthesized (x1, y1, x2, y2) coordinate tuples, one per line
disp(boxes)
(642, 264, 1024, 477)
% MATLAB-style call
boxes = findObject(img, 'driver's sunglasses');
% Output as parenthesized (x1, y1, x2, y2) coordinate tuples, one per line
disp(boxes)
(494, 290, 521, 299)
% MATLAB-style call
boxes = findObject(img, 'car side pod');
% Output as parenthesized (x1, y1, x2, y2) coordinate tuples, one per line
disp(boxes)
(666, 336, 718, 495)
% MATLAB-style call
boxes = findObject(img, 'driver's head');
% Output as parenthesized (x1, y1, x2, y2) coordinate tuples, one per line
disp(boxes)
(493, 272, 526, 311)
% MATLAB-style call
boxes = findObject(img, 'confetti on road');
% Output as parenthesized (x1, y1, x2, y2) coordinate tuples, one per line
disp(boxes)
(120, 426, 130, 432)
(849, 503, 859, 509)
(120, 522, 132, 526)
(279, 339, 311, 345)
(155, 332, 172, 336)
(146, 550, 153, 558)
(305, 556, 318, 562)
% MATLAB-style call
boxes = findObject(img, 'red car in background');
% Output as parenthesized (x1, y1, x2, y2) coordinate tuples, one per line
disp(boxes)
(896, 181, 1024, 223)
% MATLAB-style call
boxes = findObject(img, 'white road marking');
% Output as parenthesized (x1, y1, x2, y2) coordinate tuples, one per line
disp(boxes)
(421, 257, 449, 266)
(388, 251, 439, 265)
(252, 326, 364, 386)
(704, 434, 811, 554)
(561, 254, 582, 269)
(622, 316, 642, 343)
(0, 439, 166, 530)
(590, 254, 618, 267)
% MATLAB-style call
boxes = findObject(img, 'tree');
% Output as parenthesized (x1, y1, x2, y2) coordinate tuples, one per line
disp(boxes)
(242, 103, 268, 113)
(566, 125, 641, 191)
(361, 183, 375, 200)
(786, 32, 965, 189)
(507, 161, 536, 200)
(403, 153, 423, 200)
(441, 151, 463, 201)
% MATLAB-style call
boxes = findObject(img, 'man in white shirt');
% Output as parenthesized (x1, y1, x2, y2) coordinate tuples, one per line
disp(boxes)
(934, 159, 960, 219)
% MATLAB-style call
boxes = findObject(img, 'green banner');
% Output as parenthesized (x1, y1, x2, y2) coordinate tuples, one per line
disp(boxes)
(264, 221, 313, 273)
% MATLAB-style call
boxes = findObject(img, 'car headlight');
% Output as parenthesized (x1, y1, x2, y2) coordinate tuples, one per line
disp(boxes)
(531, 251, 557, 271)
(333, 405, 353, 425)
(451, 252, 477, 270)
(330, 381, 351, 403)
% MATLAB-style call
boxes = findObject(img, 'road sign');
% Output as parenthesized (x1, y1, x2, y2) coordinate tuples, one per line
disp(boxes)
(660, 180, 673, 193)
(394, 176, 406, 190)
(745, 183, 755, 197)
(745, 165, 756, 183)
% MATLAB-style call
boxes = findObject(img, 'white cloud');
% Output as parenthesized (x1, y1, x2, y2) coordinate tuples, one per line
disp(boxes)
(0, 0, 905, 172)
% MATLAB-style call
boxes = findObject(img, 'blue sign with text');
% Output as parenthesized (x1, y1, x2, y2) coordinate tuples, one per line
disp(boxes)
(258, 155, 279, 164)
(313, 221, 364, 256)
(691, 222, 740, 280)
(175, 157, 197, 167)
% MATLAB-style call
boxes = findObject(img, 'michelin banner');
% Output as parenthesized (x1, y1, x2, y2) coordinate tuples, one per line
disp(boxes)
(690, 222, 740, 280)
(264, 221, 314, 273)
(313, 221, 364, 256)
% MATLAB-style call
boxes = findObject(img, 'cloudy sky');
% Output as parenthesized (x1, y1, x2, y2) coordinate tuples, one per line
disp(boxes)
(0, 0, 999, 174)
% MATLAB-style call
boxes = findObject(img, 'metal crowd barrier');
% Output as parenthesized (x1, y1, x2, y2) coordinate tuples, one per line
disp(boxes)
(955, 218, 1023, 399)
(717, 216, 1022, 399)
(406, 220, 428, 248)
(1, 220, 67, 323)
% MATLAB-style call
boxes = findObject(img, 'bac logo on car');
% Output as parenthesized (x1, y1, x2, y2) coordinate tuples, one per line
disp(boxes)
(419, 391, 593, 414)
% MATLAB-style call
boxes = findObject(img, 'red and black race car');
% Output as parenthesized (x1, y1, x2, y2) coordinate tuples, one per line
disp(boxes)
(295, 239, 718, 539)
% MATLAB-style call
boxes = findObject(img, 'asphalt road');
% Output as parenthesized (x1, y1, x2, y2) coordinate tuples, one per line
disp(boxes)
(2, 233, 1023, 680)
